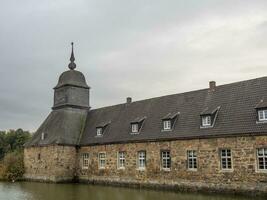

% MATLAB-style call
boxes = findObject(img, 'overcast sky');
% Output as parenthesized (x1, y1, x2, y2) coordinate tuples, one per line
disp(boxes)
(1, 0, 267, 131)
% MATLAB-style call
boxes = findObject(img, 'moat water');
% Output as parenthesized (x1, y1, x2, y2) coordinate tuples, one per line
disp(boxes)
(0, 182, 265, 200)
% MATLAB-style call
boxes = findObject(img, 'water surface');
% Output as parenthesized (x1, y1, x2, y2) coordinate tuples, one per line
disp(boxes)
(0, 182, 264, 200)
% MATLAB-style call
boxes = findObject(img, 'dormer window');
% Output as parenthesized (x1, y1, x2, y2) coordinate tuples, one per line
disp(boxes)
(200, 106, 220, 128)
(202, 115, 211, 126)
(130, 117, 146, 134)
(131, 123, 139, 133)
(258, 110, 267, 121)
(161, 112, 179, 131)
(163, 120, 171, 130)
(95, 121, 111, 137)
(41, 132, 45, 140)
(255, 100, 267, 123)
(96, 127, 103, 136)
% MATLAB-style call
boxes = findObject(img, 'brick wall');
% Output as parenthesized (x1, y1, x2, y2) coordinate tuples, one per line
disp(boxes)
(23, 135, 267, 194)
(24, 145, 77, 182)
(78, 135, 267, 193)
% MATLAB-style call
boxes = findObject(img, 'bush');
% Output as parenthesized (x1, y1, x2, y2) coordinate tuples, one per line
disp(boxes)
(2, 151, 24, 181)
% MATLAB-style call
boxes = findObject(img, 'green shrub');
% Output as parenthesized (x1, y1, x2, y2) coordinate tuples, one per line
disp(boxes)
(2, 151, 24, 181)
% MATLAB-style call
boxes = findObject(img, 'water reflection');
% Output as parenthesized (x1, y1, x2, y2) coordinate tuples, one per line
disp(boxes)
(0, 182, 264, 200)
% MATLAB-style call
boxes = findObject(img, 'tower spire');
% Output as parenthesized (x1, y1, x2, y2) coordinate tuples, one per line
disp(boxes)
(68, 42, 76, 70)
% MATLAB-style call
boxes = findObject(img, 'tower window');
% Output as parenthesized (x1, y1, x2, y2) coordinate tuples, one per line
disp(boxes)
(37, 153, 41, 160)
(41, 132, 45, 140)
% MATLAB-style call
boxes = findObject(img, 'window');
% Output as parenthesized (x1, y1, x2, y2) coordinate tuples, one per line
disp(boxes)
(96, 127, 103, 136)
(37, 153, 41, 160)
(137, 151, 146, 169)
(257, 148, 267, 170)
(202, 115, 211, 126)
(41, 132, 45, 140)
(161, 151, 171, 170)
(220, 149, 232, 170)
(163, 120, 171, 130)
(82, 153, 89, 169)
(258, 110, 267, 121)
(131, 123, 139, 133)
(187, 150, 197, 170)
(99, 152, 106, 169)
(118, 152, 125, 169)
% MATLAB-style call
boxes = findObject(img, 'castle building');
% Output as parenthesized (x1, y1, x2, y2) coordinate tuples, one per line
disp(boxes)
(24, 44, 267, 194)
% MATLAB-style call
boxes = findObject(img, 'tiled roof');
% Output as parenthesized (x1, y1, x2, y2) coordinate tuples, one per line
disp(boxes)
(80, 76, 267, 146)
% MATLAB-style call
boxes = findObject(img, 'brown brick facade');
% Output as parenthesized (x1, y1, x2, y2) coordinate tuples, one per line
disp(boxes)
(24, 135, 267, 194)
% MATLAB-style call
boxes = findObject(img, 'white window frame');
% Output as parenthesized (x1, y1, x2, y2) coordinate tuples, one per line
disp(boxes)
(161, 151, 171, 170)
(220, 149, 232, 170)
(117, 152, 125, 169)
(187, 150, 197, 170)
(98, 152, 106, 169)
(137, 151, 146, 170)
(257, 148, 267, 170)
(202, 115, 211, 126)
(96, 127, 103, 136)
(131, 123, 139, 133)
(82, 153, 89, 169)
(163, 120, 172, 130)
(41, 132, 45, 140)
(258, 110, 267, 121)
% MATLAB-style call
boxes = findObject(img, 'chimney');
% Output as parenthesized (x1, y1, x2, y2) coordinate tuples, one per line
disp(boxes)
(126, 97, 132, 104)
(209, 81, 216, 91)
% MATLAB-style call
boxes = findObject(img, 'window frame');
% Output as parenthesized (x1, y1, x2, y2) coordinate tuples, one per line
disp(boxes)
(202, 115, 211, 127)
(137, 151, 146, 170)
(187, 150, 197, 170)
(82, 153, 89, 169)
(131, 123, 139, 133)
(41, 132, 45, 140)
(257, 148, 267, 171)
(98, 152, 106, 169)
(258, 110, 267, 121)
(96, 127, 103, 136)
(117, 151, 126, 169)
(161, 150, 171, 171)
(163, 120, 172, 130)
(220, 149, 233, 171)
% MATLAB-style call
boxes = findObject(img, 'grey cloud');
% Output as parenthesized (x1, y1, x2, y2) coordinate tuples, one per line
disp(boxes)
(1, 0, 267, 131)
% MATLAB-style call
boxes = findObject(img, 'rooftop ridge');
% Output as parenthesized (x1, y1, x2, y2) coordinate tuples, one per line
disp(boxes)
(90, 76, 267, 112)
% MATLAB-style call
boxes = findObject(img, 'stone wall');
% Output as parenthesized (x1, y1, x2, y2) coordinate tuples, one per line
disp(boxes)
(78, 135, 267, 194)
(24, 145, 77, 182)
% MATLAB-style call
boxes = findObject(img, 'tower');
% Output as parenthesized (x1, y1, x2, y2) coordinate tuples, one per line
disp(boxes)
(24, 43, 90, 182)
(53, 42, 90, 110)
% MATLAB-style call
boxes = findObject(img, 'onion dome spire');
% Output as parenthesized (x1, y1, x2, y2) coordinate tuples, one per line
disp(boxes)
(68, 42, 76, 70)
